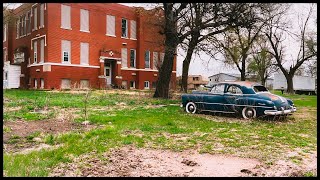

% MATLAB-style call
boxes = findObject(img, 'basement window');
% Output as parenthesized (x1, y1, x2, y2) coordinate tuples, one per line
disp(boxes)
(144, 81, 149, 89)
(130, 81, 135, 89)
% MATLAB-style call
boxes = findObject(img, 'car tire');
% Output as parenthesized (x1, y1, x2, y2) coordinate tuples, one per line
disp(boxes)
(185, 102, 197, 114)
(242, 107, 256, 119)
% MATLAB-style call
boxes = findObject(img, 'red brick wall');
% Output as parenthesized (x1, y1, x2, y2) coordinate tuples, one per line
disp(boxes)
(7, 3, 177, 90)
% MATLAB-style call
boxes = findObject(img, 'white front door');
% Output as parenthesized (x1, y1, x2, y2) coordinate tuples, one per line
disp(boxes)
(104, 63, 112, 85)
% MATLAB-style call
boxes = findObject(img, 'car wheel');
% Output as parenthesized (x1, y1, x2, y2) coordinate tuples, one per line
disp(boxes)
(242, 107, 256, 119)
(185, 102, 197, 114)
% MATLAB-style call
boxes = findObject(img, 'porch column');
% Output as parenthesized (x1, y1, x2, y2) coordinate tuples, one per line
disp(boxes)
(98, 58, 106, 89)
(114, 60, 122, 87)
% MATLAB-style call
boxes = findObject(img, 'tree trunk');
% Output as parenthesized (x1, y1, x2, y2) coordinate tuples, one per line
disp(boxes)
(181, 61, 190, 92)
(181, 34, 199, 93)
(240, 55, 246, 81)
(153, 5, 178, 98)
(286, 74, 294, 94)
(261, 78, 266, 87)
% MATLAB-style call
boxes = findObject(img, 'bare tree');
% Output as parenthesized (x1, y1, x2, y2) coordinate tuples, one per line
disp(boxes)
(247, 37, 278, 86)
(266, 4, 317, 93)
(304, 59, 317, 78)
(211, 4, 287, 81)
(180, 3, 258, 92)
(153, 3, 189, 98)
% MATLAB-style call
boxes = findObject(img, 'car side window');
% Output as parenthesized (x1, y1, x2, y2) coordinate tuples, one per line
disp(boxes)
(211, 84, 225, 94)
(226, 85, 243, 94)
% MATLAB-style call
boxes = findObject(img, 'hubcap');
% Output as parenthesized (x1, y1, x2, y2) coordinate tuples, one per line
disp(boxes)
(247, 110, 253, 117)
(189, 105, 194, 111)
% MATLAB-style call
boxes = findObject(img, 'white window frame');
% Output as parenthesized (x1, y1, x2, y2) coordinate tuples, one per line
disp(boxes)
(61, 4, 71, 30)
(106, 15, 115, 37)
(153, 52, 158, 69)
(40, 78, 44, 89)
(34, 79, 38, 89)
(27, 11, 31, 35)
(121, 48, 128, 68)
(16, 19, 20, 39)
(80, 42, 89, 65)
(39, 3, 45, 28)
(33, 7, 38, 31)
(130, 49, 136, 68)
(33, 41, 37, 64)
(3, 24, 7, 42)
(80, 9, 89, 32)
(145, 50, 150, 69)
(40, 39, 44, 63)
(121, 18, 128, 38)
(130, 20, 137, 40)
(144, 81, 150, 89)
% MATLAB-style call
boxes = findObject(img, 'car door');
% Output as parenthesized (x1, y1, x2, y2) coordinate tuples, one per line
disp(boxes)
(202, 84, 226, 111)
(224, 84, 243, 112)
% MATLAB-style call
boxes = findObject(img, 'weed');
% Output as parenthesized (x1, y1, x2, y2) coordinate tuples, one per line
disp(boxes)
(45, 134, 55, 145)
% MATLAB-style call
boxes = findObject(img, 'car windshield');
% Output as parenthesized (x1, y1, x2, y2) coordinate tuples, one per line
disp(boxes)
(253, 85, 268, 92)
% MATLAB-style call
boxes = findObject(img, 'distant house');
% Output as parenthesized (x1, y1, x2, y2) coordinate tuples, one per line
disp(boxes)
(177, 75, 209, 90)
(208, 73, 273, 89)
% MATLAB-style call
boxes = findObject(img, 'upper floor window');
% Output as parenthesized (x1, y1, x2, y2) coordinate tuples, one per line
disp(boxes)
(145, 50, 150, 69)
(20, 16, 24, 36)
(40, 3, 45, 28)
(130, 49, 136, 68)
(16, 20, 20, 38)
(130, 20, 136, 40)
(80, 9, 89, 32)
(26, 11, 31, 34)
(61, 40, 71, 63)
(3, 24, 6, 42)
(33, 7, 37, 30)
(23, 15, 26, 35)
(106, 15, 115, 36)
(121, 48, 128, 68)
(61, 4, 71, 29)
(121, 18, 128, 38)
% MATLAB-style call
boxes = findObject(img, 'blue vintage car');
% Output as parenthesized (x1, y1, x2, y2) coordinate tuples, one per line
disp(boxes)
(181, 81, 297, 119)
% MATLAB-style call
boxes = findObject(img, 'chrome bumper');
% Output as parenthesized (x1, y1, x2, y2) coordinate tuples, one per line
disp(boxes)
(264, 107, 297, 115)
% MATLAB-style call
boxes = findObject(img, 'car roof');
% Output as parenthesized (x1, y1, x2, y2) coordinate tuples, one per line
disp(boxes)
(211, 81, 262, 88)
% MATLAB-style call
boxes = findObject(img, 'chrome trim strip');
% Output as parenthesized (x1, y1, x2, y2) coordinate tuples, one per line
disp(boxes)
(201, 110, 235, 113)
(194, 102, 274, 108)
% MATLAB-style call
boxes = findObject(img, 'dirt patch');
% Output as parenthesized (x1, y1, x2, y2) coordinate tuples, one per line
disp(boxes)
(249, 149, 317, 177)
(3, 106, 22, 112)
(3, 119, 97, 153)
(49, 146, 262, 177)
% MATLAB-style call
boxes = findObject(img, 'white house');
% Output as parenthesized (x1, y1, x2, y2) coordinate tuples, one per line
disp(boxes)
(208, 73, 274, 89)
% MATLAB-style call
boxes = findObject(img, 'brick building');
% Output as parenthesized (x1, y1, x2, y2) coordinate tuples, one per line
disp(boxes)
(177, 75, 209, 90)
(3, 3, 176, 90)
